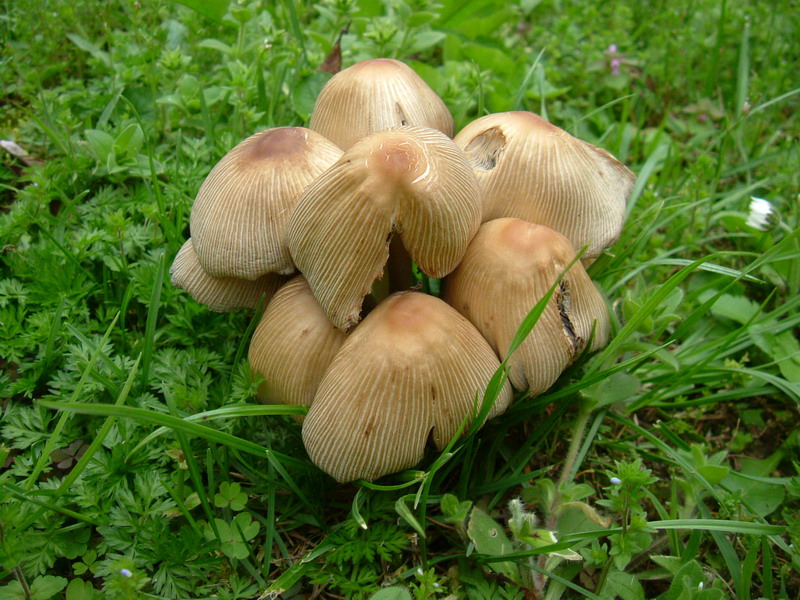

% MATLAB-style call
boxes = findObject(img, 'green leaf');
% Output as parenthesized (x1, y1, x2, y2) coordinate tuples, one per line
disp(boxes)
(113, 123, 144, 160)
(601, 570, 645, 600)
(580, 372, 641, 408)
(65, 579, 100, 600)
(721, 472, 785, 518)
(440, 493, 472, 523)
(696, 465, 730, 485)
(66, 34, 111, 67)
(395, 495, 426, 539)
(292, 71, 331, 122)
(369, 587, 412, 600)
(84, 129, 115, 162)
(467, 507, 519, 581)
(0, 576, 68, 600)
(407, 31, 446, 54)
(172, 0, 231, 23)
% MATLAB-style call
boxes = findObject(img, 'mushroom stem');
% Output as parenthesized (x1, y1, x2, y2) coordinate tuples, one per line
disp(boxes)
(386, 234, 415, 293)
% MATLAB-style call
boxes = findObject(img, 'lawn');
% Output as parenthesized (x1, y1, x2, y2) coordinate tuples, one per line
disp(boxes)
(1, 0, 799, 598)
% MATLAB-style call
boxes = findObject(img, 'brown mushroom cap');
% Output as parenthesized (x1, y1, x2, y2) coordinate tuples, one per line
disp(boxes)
(309, 58, 454, 150)
(170, 238, 286, 312)
(248, 276, 346, 419)
(301, 291, 513, 482)
(442, 218, 610, 394)
(287, 126, 481, 330)
(453, 112, 636, 259)
(190, 127, 342, 279)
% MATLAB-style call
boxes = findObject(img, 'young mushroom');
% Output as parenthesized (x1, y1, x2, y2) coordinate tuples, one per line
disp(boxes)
(454, 111, 636, 260)
(170, 238, 286, 312)
(302, 291, 513, 482)
(287, 126, 482, 330)
(189, 127, 342, 279)
(310, 58, 454, 150)
(442, 218, 610, 395)
(248, 276, 346, 419)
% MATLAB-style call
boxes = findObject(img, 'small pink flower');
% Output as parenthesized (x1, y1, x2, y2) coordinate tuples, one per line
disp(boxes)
(607, 43, 618, 54)
(699, 113, 708, 122)
(611, 58, 621, 75)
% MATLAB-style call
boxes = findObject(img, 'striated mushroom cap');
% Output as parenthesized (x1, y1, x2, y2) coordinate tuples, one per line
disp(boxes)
(170, 239, 286, 312)
(248, 276, 346, 420)
(287, 126, 481, 330)
(190, 127, 342, 279)
(454, 112, 636, 259)
(309, 58, 454, 150)
(302, 291, 513, 482)
(442, 218, 610, 394)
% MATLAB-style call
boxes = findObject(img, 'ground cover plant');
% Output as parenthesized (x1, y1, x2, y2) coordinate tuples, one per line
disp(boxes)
(1, 0, 799, 598)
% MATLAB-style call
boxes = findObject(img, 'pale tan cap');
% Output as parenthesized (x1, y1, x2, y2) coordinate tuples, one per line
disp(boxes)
(302, 292, 512, 482)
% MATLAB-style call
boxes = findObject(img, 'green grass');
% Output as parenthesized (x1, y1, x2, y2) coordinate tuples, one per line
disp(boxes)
(1, 0, 799, 598)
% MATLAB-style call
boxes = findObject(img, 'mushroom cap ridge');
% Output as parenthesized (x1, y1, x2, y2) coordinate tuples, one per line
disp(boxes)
(301, 291, 513, 482)
(454, 111, 636, 259)
(249, 276, 346, 419)
(442, 218, 610, 394)
(287, 126, 481, 331)
(310, 58, 454, 150)
(190, 127, 342, 279)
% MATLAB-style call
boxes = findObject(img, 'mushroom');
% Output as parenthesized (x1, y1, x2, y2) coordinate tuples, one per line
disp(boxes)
(189, 127, 342, 279)
(287, 126, 482, 330)
(309, 58, 454, 150)
(442, 218, 610, 395)
(301, 291, 513, 482)
(248, 276, 346, 419)
(453, 111, 636, 260)
(170, 238, 286, 312)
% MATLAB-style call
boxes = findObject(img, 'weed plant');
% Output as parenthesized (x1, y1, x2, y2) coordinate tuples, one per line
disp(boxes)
(1, 0, 799, 598)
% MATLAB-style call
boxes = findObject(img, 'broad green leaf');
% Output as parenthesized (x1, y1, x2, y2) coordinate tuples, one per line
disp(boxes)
(601, 570, 645, 600)
(369, 587, 412, 600)
(721, 472, 785, 518)
(172, 0, 230, 23)
(467, 507, 519, 581)
(85, 129, 115, 162)
(581, 372, 641, 408)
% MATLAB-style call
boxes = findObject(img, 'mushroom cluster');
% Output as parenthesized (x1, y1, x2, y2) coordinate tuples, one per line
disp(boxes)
(171, 58, 635, 483)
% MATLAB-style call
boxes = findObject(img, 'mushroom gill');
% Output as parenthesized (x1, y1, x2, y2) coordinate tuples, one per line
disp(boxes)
(170, 238, 286, 312)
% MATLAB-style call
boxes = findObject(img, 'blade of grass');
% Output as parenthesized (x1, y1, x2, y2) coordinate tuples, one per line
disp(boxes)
(25, 314, 119, 490)
(139, 251, 165, 393)
(56, 354, 141, 495)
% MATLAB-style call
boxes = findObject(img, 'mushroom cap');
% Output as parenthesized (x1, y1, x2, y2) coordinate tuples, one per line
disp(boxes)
(442, 218, 610, 394)
(302, 291, 513, 482)
(287, 126, 482, 330)
(170, 238, 286, 312)
(309, 58, 454, 150)
(248, 276, 346, 419)
(453, 111, 636, 259)
(190, 127, 342, 279)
